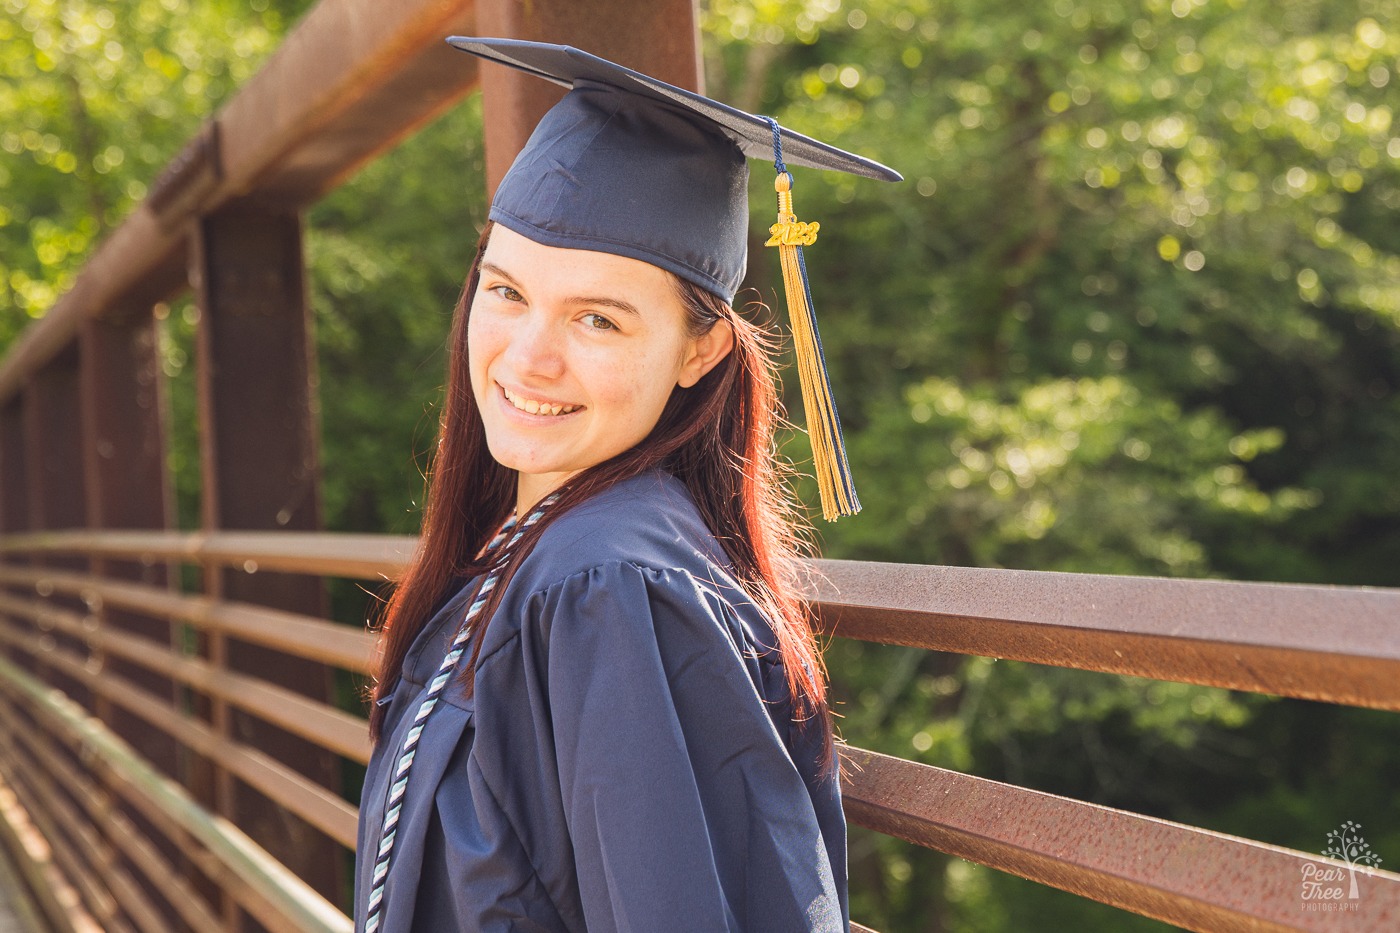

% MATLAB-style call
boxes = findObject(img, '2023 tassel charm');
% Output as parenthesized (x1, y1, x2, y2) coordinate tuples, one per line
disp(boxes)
(765, 167, 860, 521)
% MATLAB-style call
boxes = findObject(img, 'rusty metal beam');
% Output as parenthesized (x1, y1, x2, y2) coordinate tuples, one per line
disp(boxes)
(840, 746, 1400, 932)
(78, 311, 180, 776)
(191, 201, 345, 907)
(475, 0, 702, 195)
(223, 0, 481, 205)
(23, 350, 86, 535)
(76, 308, 184, 930)
(0, 401, 28, 537)
(0, 565, 375, 675)
(0, 529, 416, 581)
(810, 559, 1400, 712)
(0, 590, 370, 763)
(20, 351, 94, 712)
(192, 206, 322, 540)
(7, 532, 1400, 711)
(77, 314, 170, 535)
(0, 652, 352, 933)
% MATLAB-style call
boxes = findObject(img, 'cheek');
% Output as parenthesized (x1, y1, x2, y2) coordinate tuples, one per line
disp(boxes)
(466, 311, 502, 386)
(594, 344, 684, 422)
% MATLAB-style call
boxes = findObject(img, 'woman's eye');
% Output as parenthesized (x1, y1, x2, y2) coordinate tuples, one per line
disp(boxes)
(583, 312, 616, 331)
(490, 285, 524, 302)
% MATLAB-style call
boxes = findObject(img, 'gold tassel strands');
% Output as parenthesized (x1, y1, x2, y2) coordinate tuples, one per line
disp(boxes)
(766, 171, 860, 521)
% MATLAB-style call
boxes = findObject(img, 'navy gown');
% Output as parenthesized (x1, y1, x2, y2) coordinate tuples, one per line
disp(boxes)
(354, 470, 848, 932)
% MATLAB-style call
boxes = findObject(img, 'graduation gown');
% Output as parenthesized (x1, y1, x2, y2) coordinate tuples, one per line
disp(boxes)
(354, 470, 848, 932)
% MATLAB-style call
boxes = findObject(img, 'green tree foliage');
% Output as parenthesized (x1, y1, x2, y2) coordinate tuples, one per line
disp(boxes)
(707, 0, 1400, 582)
(0, 0, 309, 346)
(307, 100, 488, 536)
(702, 1, 1400, 929)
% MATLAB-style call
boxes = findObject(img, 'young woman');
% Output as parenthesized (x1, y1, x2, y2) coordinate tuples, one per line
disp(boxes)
(353, 38, 898, 933)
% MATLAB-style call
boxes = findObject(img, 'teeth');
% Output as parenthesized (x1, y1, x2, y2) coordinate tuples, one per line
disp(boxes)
(503, 387, 578, 417)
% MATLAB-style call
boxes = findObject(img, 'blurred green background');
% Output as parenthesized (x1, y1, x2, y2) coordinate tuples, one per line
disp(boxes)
(3, 0, 1398, 929)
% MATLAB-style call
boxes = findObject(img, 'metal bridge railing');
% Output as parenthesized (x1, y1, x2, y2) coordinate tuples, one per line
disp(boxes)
(0, 531, 1397, 932)
(4, 1, 1400, 931)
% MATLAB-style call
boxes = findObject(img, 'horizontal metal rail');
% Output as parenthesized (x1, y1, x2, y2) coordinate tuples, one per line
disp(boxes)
(5, 529, 1400, 932)
(0, 652, 352, 933)
(0, 778, 60, 933)
(0, 563, 376, 673)
(0, 714, 221, 933)
(8, 531, 1400, 708)
(0, 771, 100, 933)
(0, 734, 154, 933)
(810, 559, 1400, 712)
(0, 619, 358, 850)
(0, 529, 417, 582)
(839, 746, 1400, 932)
(0, 590, 370, 763)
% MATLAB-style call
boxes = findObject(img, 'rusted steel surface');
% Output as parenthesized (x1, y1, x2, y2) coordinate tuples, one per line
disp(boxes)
(146, 122, 222, 229)
(476, 0, 702, 195)
(2, 716, 222, 933)
(7, 534, 1400, 709)
(840, 746, 1400, 932)
(0, 564, 375, 673)
(809, 559, 1400, 711)
(76, 314, 170, 538)
(192, 202, 343, 902)
(0, 528, 417, 581)
(0, 401, 27, 536)
(0, 653, 352, 933)
(22, 349, 86, 534)
(225, 0, 480, 204)
(0, 620, 358, 851)
(20, 350, 94, 715)
(0, 740, 162, 933)
(78, 311, 180, 786)
(0, 590, 369, 764)
(193, 206, 322, 544)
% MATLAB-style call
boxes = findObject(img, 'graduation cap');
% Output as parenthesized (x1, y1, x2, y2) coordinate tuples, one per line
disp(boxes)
(446, 37, 902, 521)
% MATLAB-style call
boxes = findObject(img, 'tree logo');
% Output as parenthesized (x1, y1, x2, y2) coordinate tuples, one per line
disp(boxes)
(1300, 821, 1383, 912)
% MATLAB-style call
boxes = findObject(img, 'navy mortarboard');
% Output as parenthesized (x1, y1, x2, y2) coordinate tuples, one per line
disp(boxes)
(446, 37, 901, 520)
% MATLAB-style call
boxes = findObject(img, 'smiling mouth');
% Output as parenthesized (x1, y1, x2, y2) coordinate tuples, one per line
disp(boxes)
(502, 386, 581, 417)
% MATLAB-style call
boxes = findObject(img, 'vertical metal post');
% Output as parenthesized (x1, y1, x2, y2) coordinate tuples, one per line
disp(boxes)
(21, 352, 91, 707)
(79, 311, 177, 767)
(78, 309, 185, 930)
(475, 0, 704, 196)
(190, 202, 340, 917)
(0, 399, 28, 670)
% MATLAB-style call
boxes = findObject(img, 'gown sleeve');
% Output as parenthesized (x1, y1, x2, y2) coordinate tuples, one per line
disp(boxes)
(525, 560, 843, 933)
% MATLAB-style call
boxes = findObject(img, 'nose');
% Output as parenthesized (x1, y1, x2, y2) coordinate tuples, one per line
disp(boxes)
(503, 309, 566, 381)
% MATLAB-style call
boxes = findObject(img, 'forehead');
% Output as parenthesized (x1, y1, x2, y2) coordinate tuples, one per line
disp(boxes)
(481, 224, 681, 305)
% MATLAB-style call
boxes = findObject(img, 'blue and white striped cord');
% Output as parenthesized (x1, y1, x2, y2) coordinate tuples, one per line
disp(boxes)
(363, 493, 558, 933)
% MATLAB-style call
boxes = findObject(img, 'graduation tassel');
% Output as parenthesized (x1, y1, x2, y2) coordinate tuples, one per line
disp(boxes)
(762, 122, 860, 520)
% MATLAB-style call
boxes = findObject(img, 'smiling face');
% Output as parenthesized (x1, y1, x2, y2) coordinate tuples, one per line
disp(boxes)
(468, 225, 733, 512)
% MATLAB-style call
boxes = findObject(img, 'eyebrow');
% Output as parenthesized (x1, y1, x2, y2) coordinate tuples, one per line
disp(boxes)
(479, 261, 641, 317)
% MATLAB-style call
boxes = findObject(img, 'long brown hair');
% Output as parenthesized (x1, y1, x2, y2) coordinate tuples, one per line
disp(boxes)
(369, 222, 830, 762)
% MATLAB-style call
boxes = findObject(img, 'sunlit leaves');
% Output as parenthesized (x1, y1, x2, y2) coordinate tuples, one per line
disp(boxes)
(0, 0, 291, 344)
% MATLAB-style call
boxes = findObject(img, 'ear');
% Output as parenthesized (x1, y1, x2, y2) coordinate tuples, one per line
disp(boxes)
(677, 318, 735, 388)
